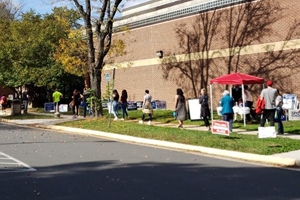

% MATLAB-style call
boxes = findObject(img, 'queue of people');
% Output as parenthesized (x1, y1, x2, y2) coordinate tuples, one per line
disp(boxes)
(61, 79, 284, 135)
(219, 80, 284, 134)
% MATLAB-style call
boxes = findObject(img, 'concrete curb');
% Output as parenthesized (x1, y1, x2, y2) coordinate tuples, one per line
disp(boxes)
(34, 124, 298, 168)
(1, 118, 299, 168)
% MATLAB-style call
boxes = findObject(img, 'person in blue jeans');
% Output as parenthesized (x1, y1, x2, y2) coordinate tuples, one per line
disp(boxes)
(220, 90, 234, 132)
(112, 89, 119, 120)
(81, 87, 92, 117)
(120, 89, 129, 120)
(275, 89, 284, 134)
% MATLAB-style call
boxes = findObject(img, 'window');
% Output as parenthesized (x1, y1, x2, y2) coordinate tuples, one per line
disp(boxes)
(114, 0, 253, 30)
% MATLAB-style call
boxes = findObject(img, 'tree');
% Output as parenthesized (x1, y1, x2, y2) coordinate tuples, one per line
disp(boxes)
(71, 0, 123, 117)
(52, 7, 89, 87)
(0, 0, 22, 20)
(0, 8, 84, 98)
(54, 29, 90, 86)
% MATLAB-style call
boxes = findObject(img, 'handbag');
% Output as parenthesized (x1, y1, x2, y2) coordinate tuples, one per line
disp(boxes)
(69, 100, 74, 108)
(80, 101, 85, 107)
(274, 110, 278, 120)
(173, 111, 177, 118)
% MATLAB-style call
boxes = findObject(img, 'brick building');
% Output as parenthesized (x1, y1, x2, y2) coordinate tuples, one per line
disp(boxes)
(102, 0, 300, 109)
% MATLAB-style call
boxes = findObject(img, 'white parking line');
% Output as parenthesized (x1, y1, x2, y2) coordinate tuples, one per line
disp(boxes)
(0, 152, 36, 173)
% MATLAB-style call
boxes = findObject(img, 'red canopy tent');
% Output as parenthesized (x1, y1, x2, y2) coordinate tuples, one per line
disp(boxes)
(209, 73, 264, 127)
(210, 73, 264, 85)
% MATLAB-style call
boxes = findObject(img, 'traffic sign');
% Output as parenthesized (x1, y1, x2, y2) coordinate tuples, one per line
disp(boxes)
(105, 73, 110, 82)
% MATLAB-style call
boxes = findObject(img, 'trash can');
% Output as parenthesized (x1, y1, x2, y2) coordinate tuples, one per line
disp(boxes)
(11, 99, 21, 115)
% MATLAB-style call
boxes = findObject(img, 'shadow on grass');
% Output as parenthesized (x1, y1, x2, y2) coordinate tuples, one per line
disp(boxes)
(222, 136, 241, 140)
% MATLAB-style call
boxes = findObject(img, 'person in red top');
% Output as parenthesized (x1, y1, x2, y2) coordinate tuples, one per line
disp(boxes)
(0, 93, 8, 111)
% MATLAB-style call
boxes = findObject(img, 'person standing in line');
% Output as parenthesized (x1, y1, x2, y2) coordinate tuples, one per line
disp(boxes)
(275, 89, 284, 135)
(82, 85, 91, 117)
(52, 88, 63, 113)
(199, 88, 211, 131)
(220, 90, 234, 132)
(174, 88, 187, 128)
(112, 89, 120, 120)
(79, 92, 87, 118)
(22, 88, 30, 114)
(243, 85, 253, 123)
(120, 89, 129, 120)
(232, 85, 242, 103)
(0, 93, 7, 113)
(72, 89, 81, 118)
(139, 90, 153, 125)
(260, 80, 278, 127)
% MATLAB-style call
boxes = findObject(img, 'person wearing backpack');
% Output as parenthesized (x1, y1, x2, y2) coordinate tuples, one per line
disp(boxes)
(260, 80, 278, 127)
(199, 88, 211, 131)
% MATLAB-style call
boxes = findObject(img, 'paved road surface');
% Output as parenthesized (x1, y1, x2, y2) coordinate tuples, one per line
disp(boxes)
(0, 122, 300, 200)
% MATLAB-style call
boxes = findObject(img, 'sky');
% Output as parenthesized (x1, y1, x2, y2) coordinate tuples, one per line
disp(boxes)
(16, 0, 149, 15)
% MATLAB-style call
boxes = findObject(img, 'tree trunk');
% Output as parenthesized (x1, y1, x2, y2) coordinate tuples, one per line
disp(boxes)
(84, 73, 91, 88)
(90, 68, 103, 117)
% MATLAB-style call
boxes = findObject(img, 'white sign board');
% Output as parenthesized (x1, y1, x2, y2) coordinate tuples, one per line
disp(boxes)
(187, 99, 201, 120)
(59, 104, 68, 112)
(258, 127, 276, 138)
(288, 109, 300, 121)
(282, 94, 297, 110)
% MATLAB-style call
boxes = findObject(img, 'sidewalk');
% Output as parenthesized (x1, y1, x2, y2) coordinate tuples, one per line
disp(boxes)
(1, 111, 300, 168)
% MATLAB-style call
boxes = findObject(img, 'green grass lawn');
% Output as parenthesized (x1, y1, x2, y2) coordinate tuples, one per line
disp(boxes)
(58, 109, 300, 155)
(2, 108, 300, 155)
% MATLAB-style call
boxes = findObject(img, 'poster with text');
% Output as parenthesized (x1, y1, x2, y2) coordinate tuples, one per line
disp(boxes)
(282, 94, 297, 109)
(212, 120, 230, 136)
(59, 104, 68, 112)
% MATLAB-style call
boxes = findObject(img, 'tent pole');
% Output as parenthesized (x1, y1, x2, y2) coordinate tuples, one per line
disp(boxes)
(210, 84, 213, 121)
(241, 84, 246, 127)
